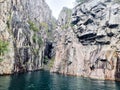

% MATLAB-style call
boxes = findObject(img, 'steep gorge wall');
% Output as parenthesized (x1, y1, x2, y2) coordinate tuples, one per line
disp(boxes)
(51, 0, 120, 80)
(0, 0, 55, 74)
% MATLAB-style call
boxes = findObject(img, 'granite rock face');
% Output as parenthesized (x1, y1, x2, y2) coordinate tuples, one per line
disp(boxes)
(51, 0, 120, 80)
(0, 0, 55, 74)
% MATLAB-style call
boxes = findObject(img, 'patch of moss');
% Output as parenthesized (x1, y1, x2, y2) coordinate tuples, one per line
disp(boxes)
(28, 20, 39, 32)
(32, 33, 38, 43)
(40, 22, 48, 30)
(43, 56, 49, 64)
(0, 58, 3, 62)
(0, 40, 9, 56)
(38, 36, 43, 47)
(61, 23, 69, 29)
(48, 57, 55, 68)
(33, 48, 39, 55)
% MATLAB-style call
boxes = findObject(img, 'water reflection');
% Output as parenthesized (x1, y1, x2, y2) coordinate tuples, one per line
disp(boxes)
(0, 71, 120, 90)
(0, 76, 11, 90)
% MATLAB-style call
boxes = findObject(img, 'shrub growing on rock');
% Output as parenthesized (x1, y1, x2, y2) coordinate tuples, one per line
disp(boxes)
(28, 20, 39, 32)
(0, 40, 9, 56)
(32, 33, 38, 43)
(38, 36, 43, 47)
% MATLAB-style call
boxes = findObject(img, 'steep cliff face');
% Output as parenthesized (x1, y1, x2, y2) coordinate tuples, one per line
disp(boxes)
(0, 0, 14, 74)
(51, 0, 120, 80)
(0, 0, 55, 74)
(1, 0, 120, 81)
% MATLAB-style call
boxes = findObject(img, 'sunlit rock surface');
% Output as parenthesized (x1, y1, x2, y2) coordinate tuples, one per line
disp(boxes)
(51, 0, 120, 80)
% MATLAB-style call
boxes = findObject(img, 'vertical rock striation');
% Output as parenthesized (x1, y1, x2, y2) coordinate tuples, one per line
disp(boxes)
(51, 0, 120, 80)
(0, 0, 55, 74)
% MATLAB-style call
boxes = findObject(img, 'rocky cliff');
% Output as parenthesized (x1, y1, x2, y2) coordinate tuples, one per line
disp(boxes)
(51, 0, 120, 80)
(0, 0, 55, 74)
(1, 0, 120, 81)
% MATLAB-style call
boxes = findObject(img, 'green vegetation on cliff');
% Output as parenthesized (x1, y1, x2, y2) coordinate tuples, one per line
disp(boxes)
(0, 40, 9, 56)
(32, 33, 43, 46)
(32, 33, 38, 43)
(28, 20, 39, 32)
(40, 22, 49, 31)
(48, 57, 55, 68)
(43, 56, 49, 64)
(38, 36, 43, 47)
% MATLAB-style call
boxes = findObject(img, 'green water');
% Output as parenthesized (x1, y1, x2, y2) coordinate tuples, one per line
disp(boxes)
(0, 71, 120, 90)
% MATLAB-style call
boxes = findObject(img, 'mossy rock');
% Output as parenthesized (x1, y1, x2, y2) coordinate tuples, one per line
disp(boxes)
(0, 40, 9, 56)
(28, 20, 39, 32)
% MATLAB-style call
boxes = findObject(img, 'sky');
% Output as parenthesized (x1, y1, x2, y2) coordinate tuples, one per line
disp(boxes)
(45, 0, 75, 19)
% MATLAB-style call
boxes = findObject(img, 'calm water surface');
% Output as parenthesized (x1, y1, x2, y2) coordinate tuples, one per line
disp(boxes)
(0, 71, 120, 90)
